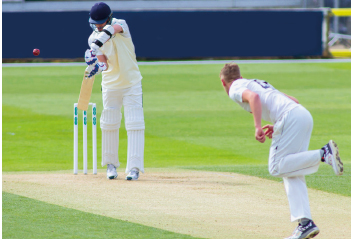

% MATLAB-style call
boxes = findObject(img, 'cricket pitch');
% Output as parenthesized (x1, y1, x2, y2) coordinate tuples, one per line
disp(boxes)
(3, 168, 351, 239)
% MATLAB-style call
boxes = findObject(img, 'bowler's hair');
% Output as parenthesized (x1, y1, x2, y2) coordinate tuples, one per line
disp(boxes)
(220, 63, 241, 83)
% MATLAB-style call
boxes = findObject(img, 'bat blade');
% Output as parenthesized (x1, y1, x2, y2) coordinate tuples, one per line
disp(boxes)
(77, 72, 95, 111)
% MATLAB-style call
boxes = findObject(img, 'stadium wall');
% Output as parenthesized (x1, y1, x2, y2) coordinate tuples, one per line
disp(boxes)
(3, 9, 327, 59)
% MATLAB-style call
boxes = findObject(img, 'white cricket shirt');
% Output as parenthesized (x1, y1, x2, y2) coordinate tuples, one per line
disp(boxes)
(88, 18, 142, 90)
(228, 79, 299, 123)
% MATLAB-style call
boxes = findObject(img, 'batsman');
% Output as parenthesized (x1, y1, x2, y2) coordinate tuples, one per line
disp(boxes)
(84, 2, 144, 180)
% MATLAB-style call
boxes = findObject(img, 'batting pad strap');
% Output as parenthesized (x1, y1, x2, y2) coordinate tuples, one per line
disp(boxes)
(124, 106, 145, 131)
(100, 108, 122, 130)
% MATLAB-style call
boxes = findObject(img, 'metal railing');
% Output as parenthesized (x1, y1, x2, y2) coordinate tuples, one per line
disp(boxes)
(329, 33, 351, 48)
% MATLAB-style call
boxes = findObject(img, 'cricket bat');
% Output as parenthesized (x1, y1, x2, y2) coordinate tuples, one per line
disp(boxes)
(77, 71, 95, 111)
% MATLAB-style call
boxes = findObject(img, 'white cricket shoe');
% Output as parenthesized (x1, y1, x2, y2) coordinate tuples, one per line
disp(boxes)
(321, 140, 343, 176)
(285, 220, 320, 239)
(126, 168, 139, 180)
(106, 164, 118, 179)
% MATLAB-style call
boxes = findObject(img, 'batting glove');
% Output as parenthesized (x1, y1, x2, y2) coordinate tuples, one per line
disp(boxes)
(84, 49, 97, 66)
(85, 62, 107, 78)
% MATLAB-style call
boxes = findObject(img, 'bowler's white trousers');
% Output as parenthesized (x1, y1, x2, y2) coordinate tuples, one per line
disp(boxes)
(268, 105, 321, 222)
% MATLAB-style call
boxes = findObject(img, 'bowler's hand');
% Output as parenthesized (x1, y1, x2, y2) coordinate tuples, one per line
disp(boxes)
(262, 125, 274, 139)
(255, 127, 266, 143)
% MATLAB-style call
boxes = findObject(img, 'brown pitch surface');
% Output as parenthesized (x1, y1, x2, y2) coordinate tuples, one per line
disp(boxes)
(3, 168, 351, 239)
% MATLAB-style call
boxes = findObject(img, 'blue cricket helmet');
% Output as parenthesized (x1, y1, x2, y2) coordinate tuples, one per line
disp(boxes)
(89, 2, 113, 24)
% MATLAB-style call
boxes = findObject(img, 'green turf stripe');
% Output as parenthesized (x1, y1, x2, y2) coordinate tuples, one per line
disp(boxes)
(182, 163, 351, 197)
(2, 192, 203, 239)
(2, 105, 261, 172)
(3, 62, 351, 198)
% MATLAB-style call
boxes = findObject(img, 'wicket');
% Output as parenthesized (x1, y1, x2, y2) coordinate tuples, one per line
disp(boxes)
(74, 103, 97, 174)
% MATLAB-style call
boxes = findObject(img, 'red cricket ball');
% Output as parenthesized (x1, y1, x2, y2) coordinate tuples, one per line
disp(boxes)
(33, 49, 40, 56)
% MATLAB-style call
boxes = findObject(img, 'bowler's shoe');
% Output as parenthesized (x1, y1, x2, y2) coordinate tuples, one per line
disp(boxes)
(322, 140, 343, 175)
(285, 220, 320, 239)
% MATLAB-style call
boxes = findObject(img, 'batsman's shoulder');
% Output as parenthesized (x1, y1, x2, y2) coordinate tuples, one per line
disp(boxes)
(113, 18, 131, 37)
(113, 18, 127, 25)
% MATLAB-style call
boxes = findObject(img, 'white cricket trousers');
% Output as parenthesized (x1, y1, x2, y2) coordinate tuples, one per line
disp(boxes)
(268, 105, 321, 222)
(101, 82, 145, 173)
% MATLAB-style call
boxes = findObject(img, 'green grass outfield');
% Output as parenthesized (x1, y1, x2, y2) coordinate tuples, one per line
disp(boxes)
(3, 61, 351, 238)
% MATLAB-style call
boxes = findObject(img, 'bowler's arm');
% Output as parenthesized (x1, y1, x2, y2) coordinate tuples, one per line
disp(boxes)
(242, 89, 262, 129)
(283, 93, 299, 104)
(242, 89, 265, 143)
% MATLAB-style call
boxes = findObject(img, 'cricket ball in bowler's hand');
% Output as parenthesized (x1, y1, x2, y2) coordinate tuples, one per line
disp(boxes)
(33, 49, 40, 56)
